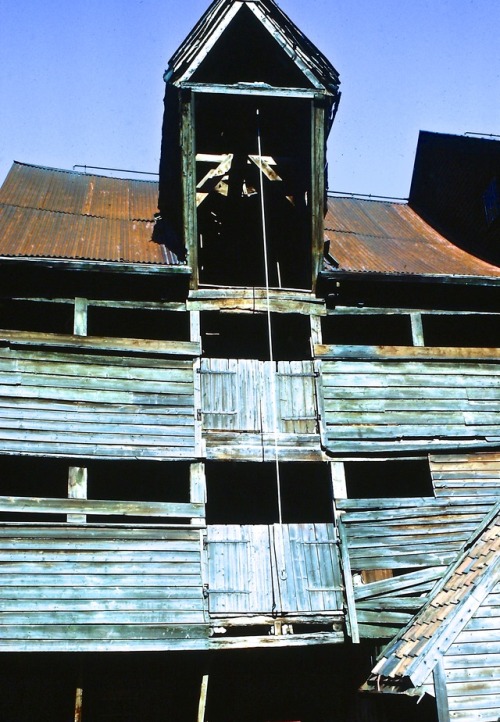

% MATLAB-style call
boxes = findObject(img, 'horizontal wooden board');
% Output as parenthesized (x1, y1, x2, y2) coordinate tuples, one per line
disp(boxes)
(319, 352, 500, 452)
(0, 328, 201, 357)
(0, 347, 197, 459)
(0, 525, 207, 648)
(0, 496, 204, 519)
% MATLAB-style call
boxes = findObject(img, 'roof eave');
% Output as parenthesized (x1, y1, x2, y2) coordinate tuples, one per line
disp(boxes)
(0, 256, 192, 276)
(319, 269, 500, 288)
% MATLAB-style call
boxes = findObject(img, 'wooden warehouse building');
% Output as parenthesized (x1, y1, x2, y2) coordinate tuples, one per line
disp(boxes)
(0, 1, 499, 720)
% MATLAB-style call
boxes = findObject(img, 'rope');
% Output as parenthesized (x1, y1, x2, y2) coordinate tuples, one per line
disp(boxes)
(256, 109, 283, 526)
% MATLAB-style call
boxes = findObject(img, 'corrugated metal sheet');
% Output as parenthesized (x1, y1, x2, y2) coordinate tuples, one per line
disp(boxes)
(324, 196, 500, 278)
(4, 162, 500, 275)
(0, 162, 179, 265)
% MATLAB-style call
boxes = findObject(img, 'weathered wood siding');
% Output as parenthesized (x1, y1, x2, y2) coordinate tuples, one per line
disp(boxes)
(338, 497, 498, 639)
(0, 347, 196, 459)
(201, 359, 321, 460)
(207, 524, 342, 615)
(0, 525, 208, 651)
(436, 582, 500, 721)
(430, 452, 500, 501)
(316, 345, 500, 453)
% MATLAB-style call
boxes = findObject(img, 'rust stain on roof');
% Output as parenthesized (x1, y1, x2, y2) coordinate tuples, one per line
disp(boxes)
(0, 162, 179, 266)
(325, 196, 500, 278)
(3, 162, 500, 275)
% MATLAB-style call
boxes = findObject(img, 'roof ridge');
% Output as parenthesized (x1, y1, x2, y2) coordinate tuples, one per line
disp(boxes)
(11, 161, 159, 185)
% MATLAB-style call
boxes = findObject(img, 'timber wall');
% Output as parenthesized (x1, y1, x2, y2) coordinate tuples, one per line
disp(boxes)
(0, 525, 208, 652)
(440, 582, 500, 722)
(0, 344, 197, 459)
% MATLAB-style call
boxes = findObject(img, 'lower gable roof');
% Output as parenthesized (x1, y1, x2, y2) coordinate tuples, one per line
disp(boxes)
(364, 502, 500, 693)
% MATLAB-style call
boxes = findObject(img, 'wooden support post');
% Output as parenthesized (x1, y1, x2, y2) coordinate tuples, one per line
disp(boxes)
(330, 462, 347, 524)
(190, 310, 201, 344)
(410, 312, 425, 347)
(193, 358, 204, 459)
(190, 462, 206, 525)
(197, 675, 209, 722)
(310, 97, 326, 292)
(181, 90, 198, 288)
(338, 520, 360, 644)
(74, 686, 83, 722)
(68, 467, 88, 523)
(433, 659, 450, 722)
(74, 298, 88, 336)
(310, 315, 322, 353)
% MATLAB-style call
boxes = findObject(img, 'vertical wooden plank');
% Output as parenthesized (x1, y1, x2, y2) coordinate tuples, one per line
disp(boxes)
(433, 659, 450, 722)
(331, 461, 347, 526)
(190, 310, 201, 343)
(181, 89, 198, 288)
(310, 314, 323, 350)
(410, 312, 425, 347)
(310, 97, 326, 292)
(280, 524, 298, 613)
(287, 524, 310, 613)
(197, 675, 209, 722)
(68, 466, 87, 524)
(315, 524, 342, 611)
(314, 359, 328, 448)
(73, 298, 88, 336)
(190, 462, 206, 525)
(74, 686, 83, 722)
(193, 357, 204, 457)
(338, 520, 360, 643)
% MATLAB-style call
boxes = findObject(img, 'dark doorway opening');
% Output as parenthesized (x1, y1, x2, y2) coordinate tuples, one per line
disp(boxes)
(344, 460, 434, 498)
(201, 311, 311, 360)
(195, 93, 312, 289)
(206, 462, 332, 524)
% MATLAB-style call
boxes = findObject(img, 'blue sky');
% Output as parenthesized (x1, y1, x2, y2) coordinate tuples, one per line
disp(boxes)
(1, 0, 499, 197)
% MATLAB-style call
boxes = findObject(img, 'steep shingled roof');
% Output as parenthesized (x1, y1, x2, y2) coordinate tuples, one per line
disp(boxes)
(365, 502, 500, 692)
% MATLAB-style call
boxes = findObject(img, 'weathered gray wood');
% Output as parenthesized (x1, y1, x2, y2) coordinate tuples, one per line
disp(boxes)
(0, 525, 207, 649)
(0, 496, 204, 518)
(209, 630, 344, 650)
(0, 328, 201, 356)
(338, 521, 359, 643)
(201, 358, 319, 437)
(410, 313, 425, 346)
(68, 466, 87, 524)
(433, 659, 450, 722)
(198, 675, 209, 722)
(73, 298, 88, 336)
(181, 88, 198, 287)
(207, 524, 342, 618)
(0, 348, 197, 459)
(316, 344, 500, 361)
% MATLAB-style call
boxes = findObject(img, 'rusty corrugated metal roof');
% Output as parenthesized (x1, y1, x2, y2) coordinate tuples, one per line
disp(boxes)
(4, 162, 500, 275)
(325, 196, 500, 278)
(367, 502, 500, 690)
(0, 162, 180, 265)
